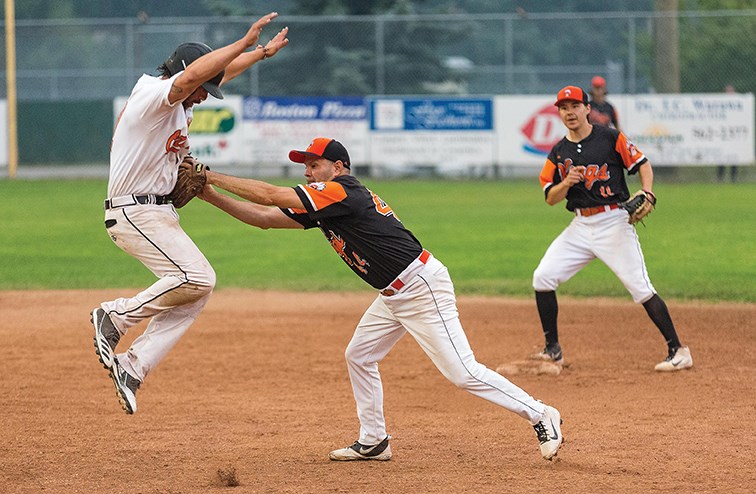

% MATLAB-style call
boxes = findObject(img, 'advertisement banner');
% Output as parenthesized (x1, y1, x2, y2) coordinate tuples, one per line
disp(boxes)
(110, 92, 754, 170)
(495, 96, 564, 168)
(618, 94, 755, 166)
(495, 93, 755, 167)
(369, 98, 496, 171)
(241, 97, 368, 165)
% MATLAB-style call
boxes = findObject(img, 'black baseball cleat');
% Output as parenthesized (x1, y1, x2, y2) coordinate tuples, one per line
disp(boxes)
(91, 307, 121, 370)
(533, 405, 563, 460)
(329, 436, 392, 461)
(529, 342, 564, 365)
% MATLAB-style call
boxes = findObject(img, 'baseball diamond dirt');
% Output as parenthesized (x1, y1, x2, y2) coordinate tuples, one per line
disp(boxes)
(1, 289, 753, 493)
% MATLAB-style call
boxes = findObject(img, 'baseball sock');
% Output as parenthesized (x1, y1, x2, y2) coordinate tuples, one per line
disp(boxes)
(535, 290, 559, 347)
(642, 294, 682, 350)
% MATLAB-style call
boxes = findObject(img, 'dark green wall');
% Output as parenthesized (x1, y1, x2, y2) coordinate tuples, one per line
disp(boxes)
(18, 101, 112, 164)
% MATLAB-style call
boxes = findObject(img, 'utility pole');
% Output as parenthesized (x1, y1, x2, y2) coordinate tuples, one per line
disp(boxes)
(654, 0, 680, 93)
(4, 0, 18, 178)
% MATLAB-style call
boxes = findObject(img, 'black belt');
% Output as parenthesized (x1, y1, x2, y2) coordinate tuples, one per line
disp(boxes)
(104, 194, 172, 210)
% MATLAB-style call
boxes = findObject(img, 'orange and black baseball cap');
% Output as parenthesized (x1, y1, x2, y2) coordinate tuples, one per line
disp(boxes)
(289, 137, 351, 168)
(554, 85, 589, 106)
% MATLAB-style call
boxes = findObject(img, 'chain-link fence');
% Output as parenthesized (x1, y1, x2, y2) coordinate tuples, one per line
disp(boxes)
(2, 9, 754, 101)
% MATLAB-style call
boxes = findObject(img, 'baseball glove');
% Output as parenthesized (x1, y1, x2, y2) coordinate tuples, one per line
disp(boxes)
(621, 190, 656, 225)
(168, 155, 208, 208)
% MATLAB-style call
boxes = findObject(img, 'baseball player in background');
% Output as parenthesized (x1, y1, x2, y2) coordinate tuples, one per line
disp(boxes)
(91, 13, 289, 414)
(197, 137, 564, 462)
(531, 86, 693, 372)
(587, 76, 621, 131)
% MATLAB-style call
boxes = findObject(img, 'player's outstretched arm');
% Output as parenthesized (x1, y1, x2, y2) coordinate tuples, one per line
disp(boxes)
(198, 184, 303, 230)
(169, 12, 281, 104)
(222, 27, 289, 85)
(205, 170, 303, 210)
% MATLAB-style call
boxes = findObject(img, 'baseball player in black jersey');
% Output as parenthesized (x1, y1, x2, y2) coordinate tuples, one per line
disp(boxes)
(198, 137, 564, 461)
(588, 76, 621, 130)
(531, 86, 692, 372)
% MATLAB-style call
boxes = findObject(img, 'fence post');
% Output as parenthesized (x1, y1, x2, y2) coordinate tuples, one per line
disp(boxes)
(375, 16, 385, 94)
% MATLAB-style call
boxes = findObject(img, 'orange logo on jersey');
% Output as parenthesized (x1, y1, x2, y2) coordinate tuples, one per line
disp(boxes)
(369, 190, 395, 218)
(351, 252, 369, 272)
(583, 164, 610, 190)
(165, 130, 188, 154)
(557, 159, 610, 190)
(326, 230, 368, 274)
(556, 158, 577, 180)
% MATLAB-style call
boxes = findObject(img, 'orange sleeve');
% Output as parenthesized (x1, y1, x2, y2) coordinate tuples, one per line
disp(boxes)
(615, 133, 646, 171)
(298, 181, 348, 211)
(539, 159, 557, 191)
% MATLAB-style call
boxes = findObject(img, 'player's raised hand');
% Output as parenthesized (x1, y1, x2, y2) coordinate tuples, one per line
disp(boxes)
(260, 27, 290, 59)
(242, 12, 279, 48)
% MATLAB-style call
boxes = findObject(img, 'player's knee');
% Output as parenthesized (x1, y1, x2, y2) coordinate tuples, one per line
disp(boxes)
(183, 265, 216, 299)
(344, 342, 362, 366)
(445, 371, 470, 389)
(443, 363, 481, 389)
(533, 267, 558, 292)
(632, 288, 655, 304)
(623, 280, 655, 304)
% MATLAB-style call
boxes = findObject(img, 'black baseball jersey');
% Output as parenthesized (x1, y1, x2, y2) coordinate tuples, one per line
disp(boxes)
(539, 125, 647, 211)
(282, 175, 423, 289)
(588, 100, 620, 129)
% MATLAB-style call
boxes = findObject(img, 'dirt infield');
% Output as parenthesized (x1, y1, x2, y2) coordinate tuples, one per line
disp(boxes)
(1, 289, 754, 493)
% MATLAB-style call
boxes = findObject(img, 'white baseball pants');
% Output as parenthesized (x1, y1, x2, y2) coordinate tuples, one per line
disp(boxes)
(345, 255, 545, 445)
(100, 204, 215, 381)
(533, 208, 655, 303)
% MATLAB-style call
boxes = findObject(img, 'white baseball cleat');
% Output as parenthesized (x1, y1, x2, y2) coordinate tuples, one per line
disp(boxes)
(329, 436, 392, 461)
(654, 346, 693, 372)
(533, 405, 563, 460)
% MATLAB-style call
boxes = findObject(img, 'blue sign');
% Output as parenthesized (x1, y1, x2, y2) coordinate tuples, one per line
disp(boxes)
(243, 97, 366, 120)
(370, 98, 493, 131)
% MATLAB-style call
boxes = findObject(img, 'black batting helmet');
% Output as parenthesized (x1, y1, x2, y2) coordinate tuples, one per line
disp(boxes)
(163, 42, 224, 99)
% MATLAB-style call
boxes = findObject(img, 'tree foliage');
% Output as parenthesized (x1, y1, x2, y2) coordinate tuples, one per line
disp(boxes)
(3, 0, 754, 96)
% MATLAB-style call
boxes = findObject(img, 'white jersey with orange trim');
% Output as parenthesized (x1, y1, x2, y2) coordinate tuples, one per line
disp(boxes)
(95, 71, 215, 386)
(108, 72, 191, 198)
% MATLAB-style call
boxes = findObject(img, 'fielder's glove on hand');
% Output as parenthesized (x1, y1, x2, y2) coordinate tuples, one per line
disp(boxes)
(169, 155, 208, 208)
(621, 189, 656, 225)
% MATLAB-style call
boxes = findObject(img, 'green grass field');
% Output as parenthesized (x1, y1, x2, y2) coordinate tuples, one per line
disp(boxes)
(1, 178, 753, 302)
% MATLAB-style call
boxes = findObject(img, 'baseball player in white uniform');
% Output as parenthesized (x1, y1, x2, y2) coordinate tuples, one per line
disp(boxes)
(196, 137, 564, 461)
(91, 13, 289, 414)
(531, 85, 693, 372)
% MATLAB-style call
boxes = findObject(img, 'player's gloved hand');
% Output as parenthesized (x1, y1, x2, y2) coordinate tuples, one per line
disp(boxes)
(621, 189, 656, 225)
(168, 155, 208, 208)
